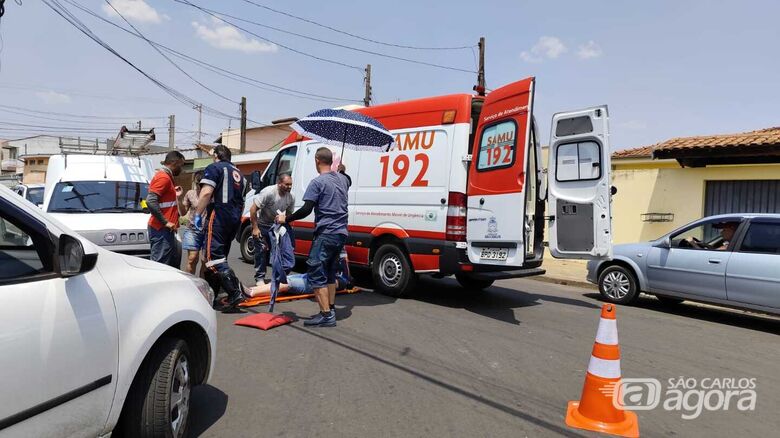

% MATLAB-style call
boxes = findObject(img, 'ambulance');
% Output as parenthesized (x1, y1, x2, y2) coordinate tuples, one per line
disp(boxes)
(242, 76, 613, 296)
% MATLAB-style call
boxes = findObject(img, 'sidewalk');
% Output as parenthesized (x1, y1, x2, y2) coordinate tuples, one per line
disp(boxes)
(530, 249, 595, 289)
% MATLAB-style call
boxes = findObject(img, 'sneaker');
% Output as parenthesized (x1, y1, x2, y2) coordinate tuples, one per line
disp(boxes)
(304, 311, 336, 327)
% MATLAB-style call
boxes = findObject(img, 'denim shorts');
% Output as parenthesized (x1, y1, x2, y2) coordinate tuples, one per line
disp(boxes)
(285, 274, 308, 295)
(307, 233, 347, 289)
(182, 227, 204, 251)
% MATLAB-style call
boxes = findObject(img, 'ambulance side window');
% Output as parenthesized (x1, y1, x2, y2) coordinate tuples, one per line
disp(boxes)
(555, 141, 601, 182)
(476, 120, 517, 171)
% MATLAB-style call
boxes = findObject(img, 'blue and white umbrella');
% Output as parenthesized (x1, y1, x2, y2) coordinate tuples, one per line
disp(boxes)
(291, 108, 395, 154)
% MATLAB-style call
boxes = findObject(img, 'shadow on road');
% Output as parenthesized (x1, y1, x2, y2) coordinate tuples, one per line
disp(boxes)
(408, 276, 599, 325)
(188, 384, 228, 437)
(584, 293, 780, 335)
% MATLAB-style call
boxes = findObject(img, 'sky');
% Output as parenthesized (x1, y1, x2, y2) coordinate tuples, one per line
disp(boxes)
(0, 0, 778, 150)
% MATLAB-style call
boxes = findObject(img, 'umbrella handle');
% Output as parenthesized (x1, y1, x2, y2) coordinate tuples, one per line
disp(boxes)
(340, 124, 348, 161)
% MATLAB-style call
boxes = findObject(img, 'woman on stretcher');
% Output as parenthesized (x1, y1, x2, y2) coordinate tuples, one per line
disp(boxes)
(243, 251, 353, 298)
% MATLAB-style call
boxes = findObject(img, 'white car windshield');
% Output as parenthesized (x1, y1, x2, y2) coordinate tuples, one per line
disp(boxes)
(48, 181, 148, 213)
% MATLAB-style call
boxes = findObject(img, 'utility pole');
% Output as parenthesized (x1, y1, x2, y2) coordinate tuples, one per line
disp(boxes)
(240, 97, 247, 154)
(476, 37, 486, 96)
(363, 64, 372, 107)
(194, 104, 203, 145)
(168, 114, 175, 150)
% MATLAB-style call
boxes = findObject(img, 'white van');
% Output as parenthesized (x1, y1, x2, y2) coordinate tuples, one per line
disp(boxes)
(43, 154, 155, 257)
(241, 77, 613, 296)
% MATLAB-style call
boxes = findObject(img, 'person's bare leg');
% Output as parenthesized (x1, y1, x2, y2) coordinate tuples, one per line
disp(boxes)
(327, 283, 336, 306)
(186, 250, 199, 274)
(315, 286, 330, 312)
(245, 282, 288, 297)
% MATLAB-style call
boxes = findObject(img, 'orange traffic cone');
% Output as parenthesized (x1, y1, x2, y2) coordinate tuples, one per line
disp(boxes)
(565, 304, 639, 437)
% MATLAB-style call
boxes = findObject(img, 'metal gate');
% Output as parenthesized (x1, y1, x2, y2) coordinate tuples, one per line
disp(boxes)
(704, 180, 780, 216)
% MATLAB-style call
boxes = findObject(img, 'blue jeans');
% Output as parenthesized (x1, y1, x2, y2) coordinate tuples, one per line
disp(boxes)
(307, 233, 347, 289)
(252, 225, 272, 282)
(149, 226, 179, 268)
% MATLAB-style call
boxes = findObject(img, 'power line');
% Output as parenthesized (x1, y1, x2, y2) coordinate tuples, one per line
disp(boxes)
(0, 83, 176, 105)
(177, 0, 477, 74)
(0, 107, 163, 125)
(63, 0, 360, 103)
(0, 121, 132, 132)
(41, 0, 238, 123)
(174, 0, 363, 72)
(238, 0, 474, 51)
(0, 103, 167, 120)
(103, 0, 236, 104)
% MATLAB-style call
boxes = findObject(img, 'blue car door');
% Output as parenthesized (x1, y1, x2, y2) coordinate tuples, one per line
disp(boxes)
(725, 219, 780, 309)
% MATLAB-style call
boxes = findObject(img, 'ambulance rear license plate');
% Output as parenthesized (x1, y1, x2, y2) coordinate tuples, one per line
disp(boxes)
(479, 248, 508, 261)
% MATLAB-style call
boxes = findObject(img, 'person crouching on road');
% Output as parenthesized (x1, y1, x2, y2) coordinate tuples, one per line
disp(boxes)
(194, 145, 247, 310)
(147, 151, 186, 268)
(278, 147, 350, 328)
(250, 173, 295, 285)
(181, 170, 205, 275)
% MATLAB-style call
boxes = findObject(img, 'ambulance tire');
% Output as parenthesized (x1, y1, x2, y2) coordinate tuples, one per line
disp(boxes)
(239, 226, 254, 263)
(455, 274, 494, 291)
(372, 244, 416, 298)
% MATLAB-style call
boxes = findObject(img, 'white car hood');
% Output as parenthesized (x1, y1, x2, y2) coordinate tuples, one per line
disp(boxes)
(49, 212, 150, 232)
(121, 252, 180, 272)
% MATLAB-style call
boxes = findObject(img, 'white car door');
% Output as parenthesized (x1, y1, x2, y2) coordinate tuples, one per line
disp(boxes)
(0, 194, 118, 437)
(547, 106, 613, 260)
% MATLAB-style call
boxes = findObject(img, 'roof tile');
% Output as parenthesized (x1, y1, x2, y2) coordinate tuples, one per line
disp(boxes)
(612, 126, 780, 159)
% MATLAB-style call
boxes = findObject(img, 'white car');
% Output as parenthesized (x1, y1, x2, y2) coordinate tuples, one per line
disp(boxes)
(0, 184, 216, 437)
(12, 183, 45, 207)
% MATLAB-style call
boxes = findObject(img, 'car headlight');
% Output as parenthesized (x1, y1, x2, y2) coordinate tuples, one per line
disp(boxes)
(185, 273, 215, 305)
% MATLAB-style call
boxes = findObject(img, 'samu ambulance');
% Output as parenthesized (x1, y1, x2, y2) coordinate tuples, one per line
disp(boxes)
(244, 76, 613, 296)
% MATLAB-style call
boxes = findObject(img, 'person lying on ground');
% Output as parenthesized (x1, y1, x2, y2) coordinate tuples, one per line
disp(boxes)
(244, 253, 352, 298)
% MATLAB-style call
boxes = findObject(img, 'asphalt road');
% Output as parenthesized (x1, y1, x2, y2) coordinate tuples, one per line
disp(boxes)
(187, 244, 780, 437)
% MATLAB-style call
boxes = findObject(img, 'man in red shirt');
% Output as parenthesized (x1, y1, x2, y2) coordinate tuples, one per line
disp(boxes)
(147, 151, 186, 267)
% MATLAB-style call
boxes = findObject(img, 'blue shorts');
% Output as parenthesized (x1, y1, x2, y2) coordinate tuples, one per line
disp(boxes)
(286, 274, 308, 295)
(307, 233, 347, 289)
(182, 227, 204, 251)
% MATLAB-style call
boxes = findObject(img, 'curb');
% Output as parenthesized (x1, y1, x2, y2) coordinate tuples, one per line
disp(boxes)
(529, 275, 597, 290)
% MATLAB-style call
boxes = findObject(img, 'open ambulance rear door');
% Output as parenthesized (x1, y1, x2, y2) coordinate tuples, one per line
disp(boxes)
(547, 106, 613, 260)
(465, 77, 535, 267)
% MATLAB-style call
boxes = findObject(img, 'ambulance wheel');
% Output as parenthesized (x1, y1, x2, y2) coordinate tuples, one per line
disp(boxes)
(372, 244, 416, 298)
(455, 274, 494, 291)
(239, 226, 253, 263)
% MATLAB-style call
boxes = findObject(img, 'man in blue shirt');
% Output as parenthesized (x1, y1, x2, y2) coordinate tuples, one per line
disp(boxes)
(279, 147, 350, 327)
(194, 145, 246, 310)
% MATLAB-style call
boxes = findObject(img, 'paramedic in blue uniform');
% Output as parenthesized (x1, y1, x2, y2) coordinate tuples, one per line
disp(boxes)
(194, 145, 246, 310)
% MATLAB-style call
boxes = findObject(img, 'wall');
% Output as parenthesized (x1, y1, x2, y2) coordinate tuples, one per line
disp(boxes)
(235, 162, 269, 178)
(220, 125, 292, 153)
(22, 156, 50, 184)
(611, 160, 780, 243)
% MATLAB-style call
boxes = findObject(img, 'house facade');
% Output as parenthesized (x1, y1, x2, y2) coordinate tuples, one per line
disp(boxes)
(610, 127, 780, 243)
